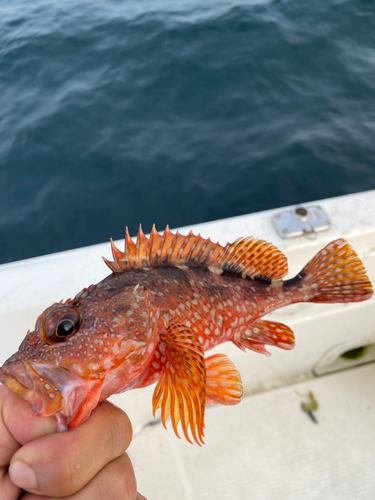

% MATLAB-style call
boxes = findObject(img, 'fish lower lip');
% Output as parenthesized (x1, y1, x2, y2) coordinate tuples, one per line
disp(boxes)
(1, 361, 101, 429)
(0, 366, 44, 409)
(1, 358, 34, 389)
(0, 361, 66, 417)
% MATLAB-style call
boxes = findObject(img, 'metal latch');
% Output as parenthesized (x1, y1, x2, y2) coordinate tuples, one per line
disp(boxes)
(272, 205, 330, 239)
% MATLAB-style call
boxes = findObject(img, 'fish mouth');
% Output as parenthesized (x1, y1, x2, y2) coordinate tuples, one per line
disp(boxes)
(0, 359, 65, 417)
(0, 359, 102, 431)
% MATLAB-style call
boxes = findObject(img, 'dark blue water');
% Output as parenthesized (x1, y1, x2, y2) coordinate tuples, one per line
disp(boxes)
(1, 0, 375, 264)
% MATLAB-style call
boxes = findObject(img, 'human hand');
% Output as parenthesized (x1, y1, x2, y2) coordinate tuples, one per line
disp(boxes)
(0, 385, 146, 500)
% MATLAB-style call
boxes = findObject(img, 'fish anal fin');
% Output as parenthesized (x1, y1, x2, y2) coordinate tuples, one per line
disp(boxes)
(152, 324, 206, 445)
(205, 354, 243, 406)
(233, 319, 295, 355)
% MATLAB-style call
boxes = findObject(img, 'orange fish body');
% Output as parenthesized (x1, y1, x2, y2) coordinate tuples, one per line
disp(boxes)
(0, 226, 373, 444)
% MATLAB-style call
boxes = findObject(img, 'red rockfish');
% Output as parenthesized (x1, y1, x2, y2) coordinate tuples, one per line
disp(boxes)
(0, 226, 373, 445)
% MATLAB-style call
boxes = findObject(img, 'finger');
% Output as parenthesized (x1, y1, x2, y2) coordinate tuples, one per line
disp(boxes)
(10, 401, 132, 497)
(0, 385, 57, 466)
(21, 453, 137, 500)
(0, 467, 20, 500)
(0, 385, 57, 500)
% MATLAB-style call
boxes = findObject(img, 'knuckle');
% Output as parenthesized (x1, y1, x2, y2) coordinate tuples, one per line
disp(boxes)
(45, 442, 95, 497)
(107, 405, 133, 455)
(98, 454, 137, 500)
(56, 456, 87, 496)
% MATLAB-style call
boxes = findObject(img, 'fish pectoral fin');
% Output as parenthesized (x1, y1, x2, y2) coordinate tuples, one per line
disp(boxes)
(152, 324, 206, 446)
(205, 354, 243, 406)
(232, 319, 295, 356)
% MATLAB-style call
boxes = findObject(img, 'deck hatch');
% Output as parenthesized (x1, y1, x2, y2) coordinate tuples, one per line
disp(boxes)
(272, 204, 331, 238)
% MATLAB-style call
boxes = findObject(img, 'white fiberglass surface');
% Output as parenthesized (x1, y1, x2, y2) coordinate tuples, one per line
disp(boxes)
(130, 363, 375, 500)
(1, 191, 374, 499)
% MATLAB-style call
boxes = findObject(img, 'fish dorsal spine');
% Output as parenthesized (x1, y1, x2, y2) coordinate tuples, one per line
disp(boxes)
(103, 225, 289, 280)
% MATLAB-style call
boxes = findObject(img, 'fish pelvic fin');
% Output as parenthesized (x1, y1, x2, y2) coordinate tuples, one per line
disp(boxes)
(298, 239, 373, 303)
(152, 324, 206, 446)
(205, 354, 243, 406)
(232, 319, 295, 356)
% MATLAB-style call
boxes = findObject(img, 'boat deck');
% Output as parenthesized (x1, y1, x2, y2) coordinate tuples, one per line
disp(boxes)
(130, 363, 375, 500)
(1, 190, 374, 499)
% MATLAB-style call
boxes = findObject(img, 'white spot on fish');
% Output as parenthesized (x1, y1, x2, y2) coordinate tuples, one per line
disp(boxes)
(103, 359, 113, 369)
(208, 266, 223, 275)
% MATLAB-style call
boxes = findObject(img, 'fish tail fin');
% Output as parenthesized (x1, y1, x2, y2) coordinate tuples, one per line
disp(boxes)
(298, 239, 373, 303)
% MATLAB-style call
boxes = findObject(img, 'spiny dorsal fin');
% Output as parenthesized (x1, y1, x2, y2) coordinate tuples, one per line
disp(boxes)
(103, 224, 288, 280)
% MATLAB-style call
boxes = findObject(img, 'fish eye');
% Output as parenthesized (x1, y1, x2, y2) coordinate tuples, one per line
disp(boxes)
(56, 319, 76, 337)
(45, 307, 80, 343)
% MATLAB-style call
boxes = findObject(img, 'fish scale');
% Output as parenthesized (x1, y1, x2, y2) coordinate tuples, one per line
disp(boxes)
(109, 267, 279, 351)
(0, 226, 373, 445)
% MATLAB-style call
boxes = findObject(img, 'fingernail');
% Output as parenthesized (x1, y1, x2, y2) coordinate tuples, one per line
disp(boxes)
(9, 460, 38, 491)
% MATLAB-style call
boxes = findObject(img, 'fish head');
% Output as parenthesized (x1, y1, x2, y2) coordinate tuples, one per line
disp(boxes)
(0, 282, 158, 430)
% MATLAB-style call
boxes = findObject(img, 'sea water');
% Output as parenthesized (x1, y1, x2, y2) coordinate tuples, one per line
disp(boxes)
(0, 0, 374, 263)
